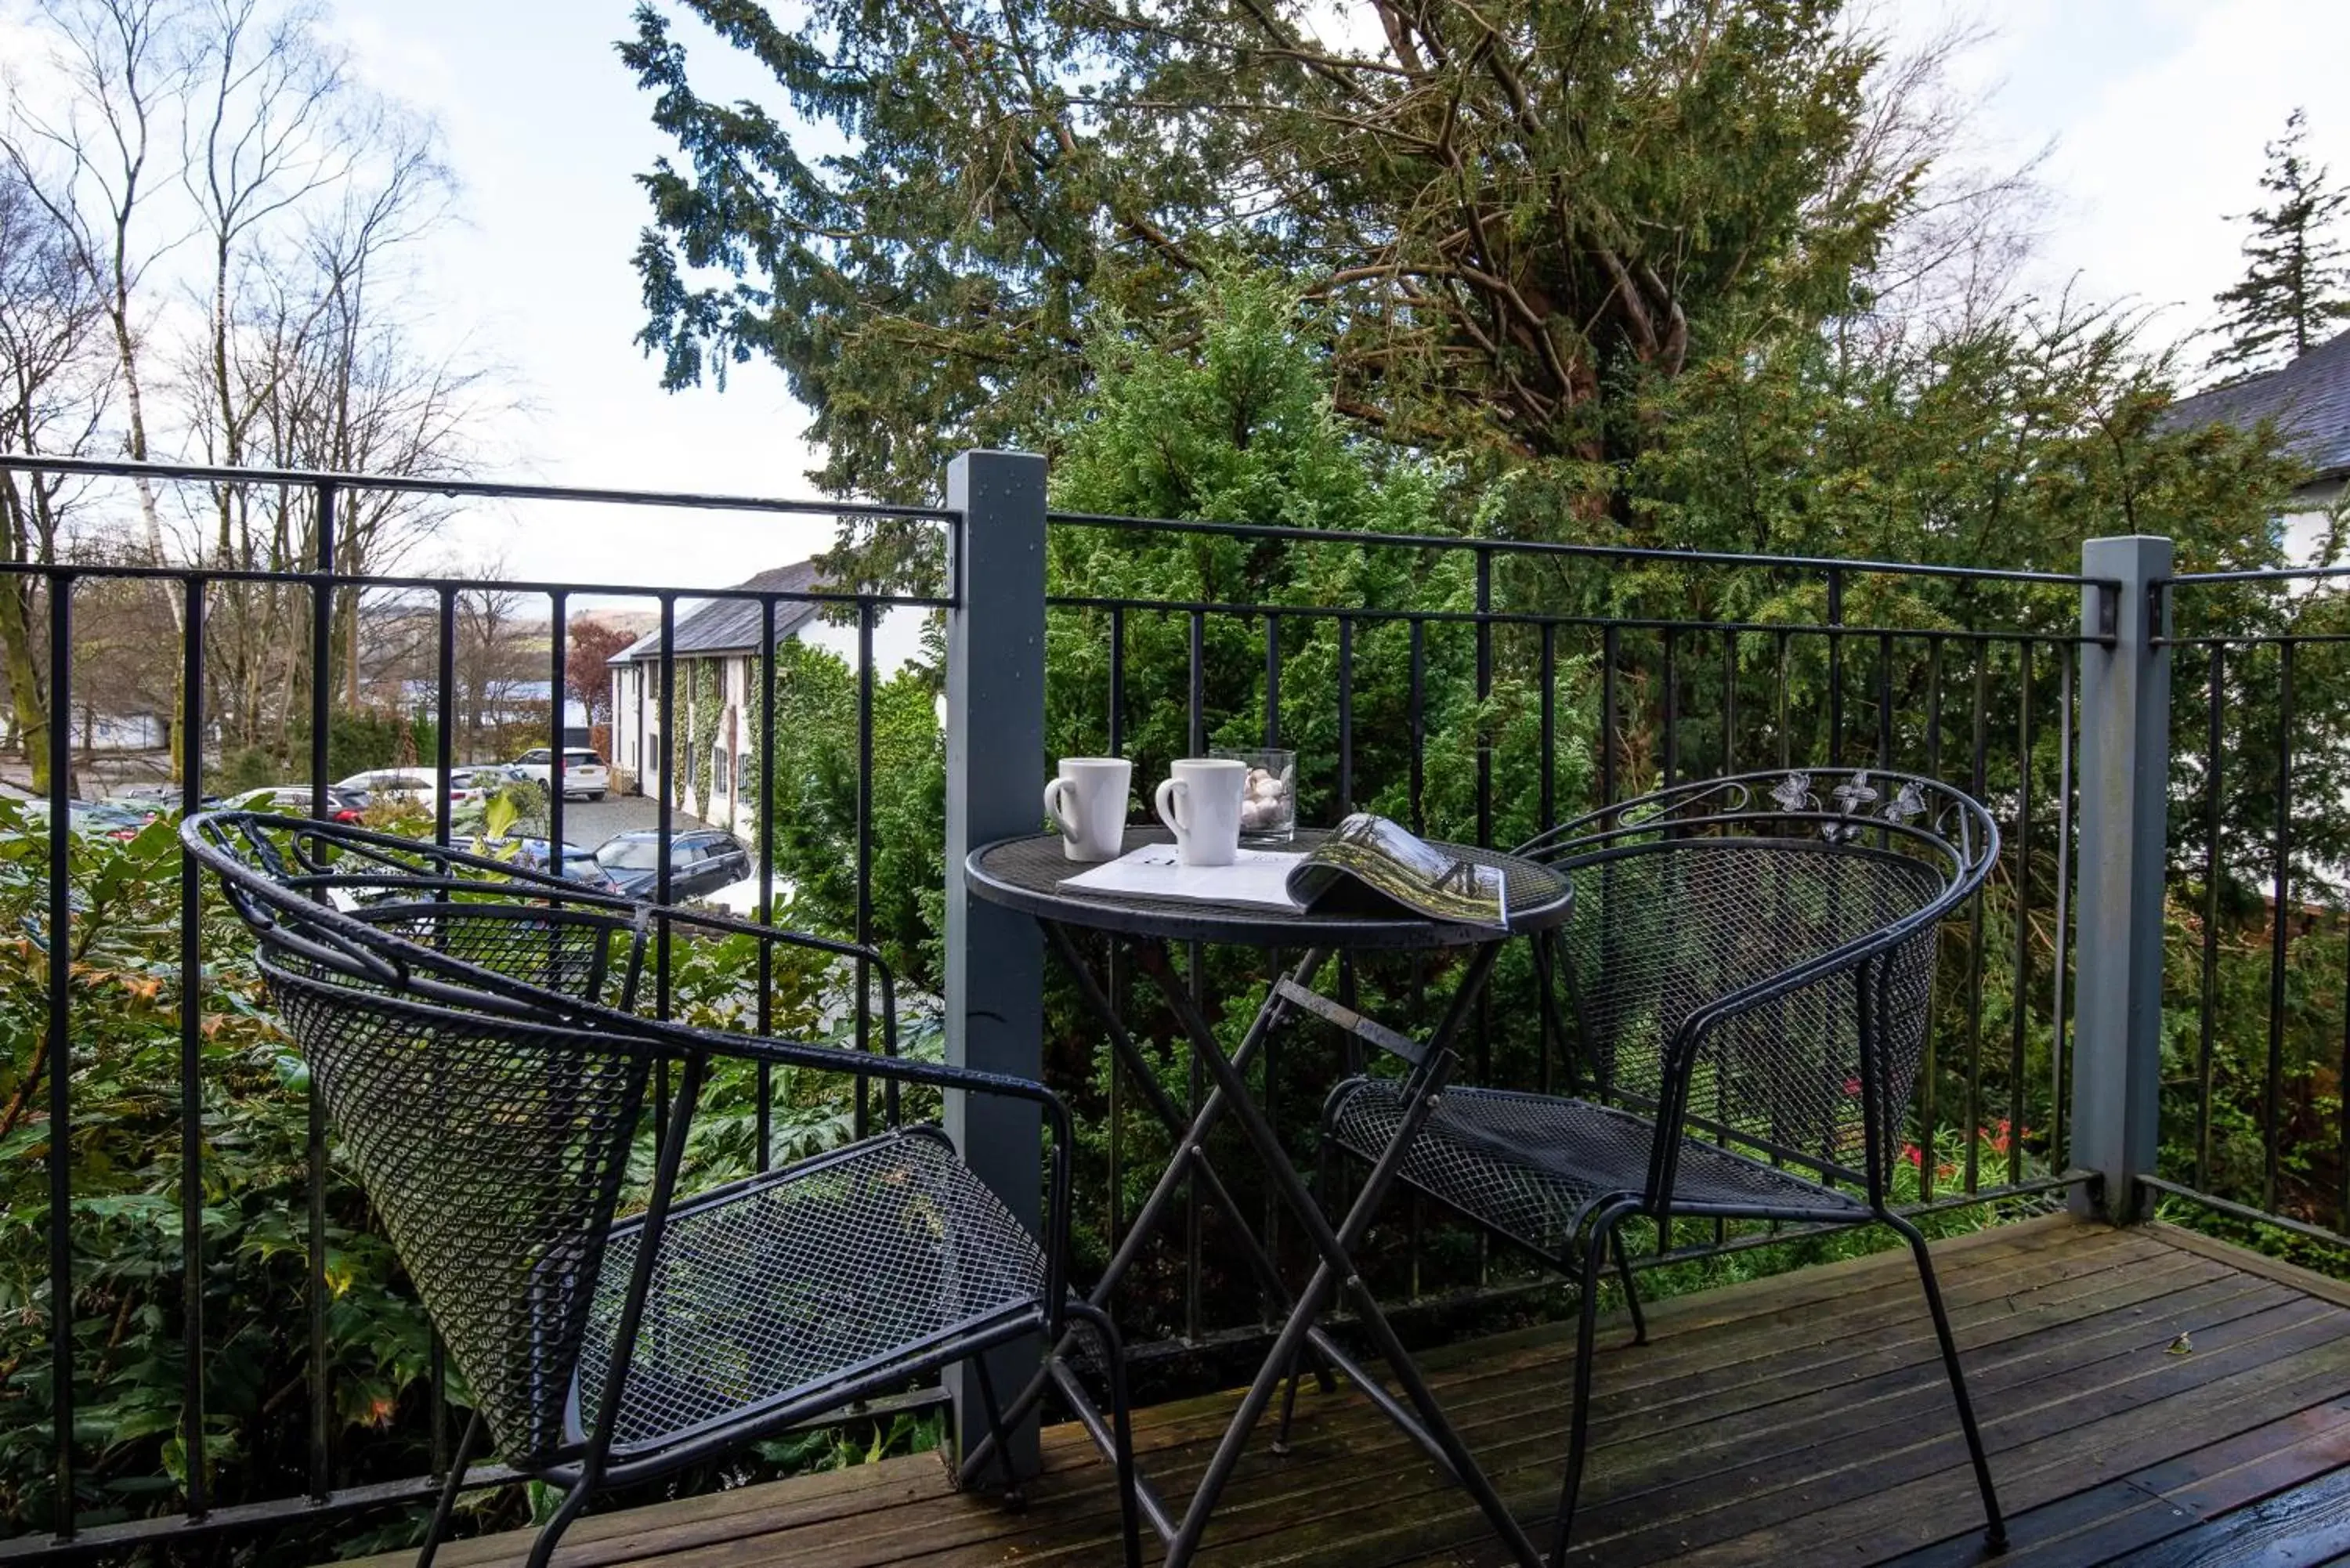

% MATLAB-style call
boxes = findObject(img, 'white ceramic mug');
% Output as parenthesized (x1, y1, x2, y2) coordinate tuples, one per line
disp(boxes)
(1043, 757, 1133, 862)
(1154, 757, 1247, 866)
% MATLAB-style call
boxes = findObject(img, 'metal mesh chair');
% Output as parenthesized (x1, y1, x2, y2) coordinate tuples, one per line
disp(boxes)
(1321, 769, 2007, 1559)
(187, 813, 652, 1012)
(184, 812, 1141, 1568)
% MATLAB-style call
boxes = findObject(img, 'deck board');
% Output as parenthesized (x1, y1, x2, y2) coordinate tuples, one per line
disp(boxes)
(338, 1216, 2350, 1568)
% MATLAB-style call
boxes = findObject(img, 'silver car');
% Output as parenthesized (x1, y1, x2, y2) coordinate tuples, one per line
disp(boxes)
(508, 747, 610, 801)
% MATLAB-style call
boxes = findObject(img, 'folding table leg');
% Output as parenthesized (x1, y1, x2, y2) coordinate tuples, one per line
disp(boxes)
(964, 931, 1333, 1515)
(1141, 940, 1546, 1568)
(1046, 923, 1326, 1324)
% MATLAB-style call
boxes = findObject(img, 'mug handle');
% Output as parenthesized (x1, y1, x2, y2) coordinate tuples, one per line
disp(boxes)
(1154, 777, 1190, 840)
(1043, 776, 1079, 838)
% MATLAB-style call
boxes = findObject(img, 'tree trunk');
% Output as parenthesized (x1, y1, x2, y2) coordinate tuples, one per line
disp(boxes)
(0, 482, 61, 795)
(110, 240, 190, 783)
(0, 580, 55, 795)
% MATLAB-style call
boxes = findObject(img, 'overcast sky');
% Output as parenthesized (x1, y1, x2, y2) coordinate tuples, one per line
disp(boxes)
(317, 0, 2350, 591)
(1923, 0, 2350, 331)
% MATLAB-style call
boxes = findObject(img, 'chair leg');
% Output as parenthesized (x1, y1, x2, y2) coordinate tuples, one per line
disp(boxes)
(521, 1476, 595, 1568)
(415, 1411, 484, 1568)
(1273, 1346, 1307, 1454)
(1609, 1228, 1648, 1346)
(1888, 1212, 2007, 1552)
(971, 1352, 1024, 1505)
(1274, 1131, 1342, 1452)
(1066, 1302, 1144, 1568)
(1549, 1204, 1631, 1568)
(1268, 1338, 1336, 1451)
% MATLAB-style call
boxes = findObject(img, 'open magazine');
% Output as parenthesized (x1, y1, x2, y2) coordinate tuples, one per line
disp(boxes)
(1061, 812, 1510, 930)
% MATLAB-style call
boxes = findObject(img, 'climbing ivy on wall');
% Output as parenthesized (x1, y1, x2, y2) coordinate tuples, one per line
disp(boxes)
(688, 658, 725, 824)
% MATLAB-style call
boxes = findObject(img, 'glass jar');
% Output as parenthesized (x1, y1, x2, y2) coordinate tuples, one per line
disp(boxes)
(1212, 746, 1298, 845)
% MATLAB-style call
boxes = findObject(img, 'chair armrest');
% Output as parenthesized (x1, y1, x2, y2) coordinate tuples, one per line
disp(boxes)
(1654, 934, 1904, 1201)
(1663, 837, 1974, 1084)
(197, 813, 905, 1048)
(631, 902, 902, 1057)
(688, 1026, 1057, 1118)
(1667, 924, 1894, 1064)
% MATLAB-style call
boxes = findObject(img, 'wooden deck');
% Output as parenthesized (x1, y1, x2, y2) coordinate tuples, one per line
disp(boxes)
(353, 1216, 2350, 1568)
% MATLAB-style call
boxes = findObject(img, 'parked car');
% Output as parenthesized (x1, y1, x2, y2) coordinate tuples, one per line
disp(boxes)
(85, 800, 161, 834)
(221, 785, 365, 824)
(592, 828, 751, 901)
(506, 746, 609, 801)
(333, 766, 508, 811)
(331, 767, 436, 809)
(10, 800, 157, 841)
(480, 835, 624, 893)
(703, 869, 794, 919)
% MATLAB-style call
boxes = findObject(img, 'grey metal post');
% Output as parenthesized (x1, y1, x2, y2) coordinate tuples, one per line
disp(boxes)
(942, 449, 1049, 1477)
(2070, 536, 2171, 1222)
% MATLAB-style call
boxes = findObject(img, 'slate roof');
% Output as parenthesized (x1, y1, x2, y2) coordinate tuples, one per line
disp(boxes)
(609, 561, 826, 663)
(2164, 328, 2350, 482)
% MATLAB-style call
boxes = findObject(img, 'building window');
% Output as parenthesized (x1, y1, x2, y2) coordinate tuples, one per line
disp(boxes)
(648, 734, 660, 774)
(713, 747, 731, 795)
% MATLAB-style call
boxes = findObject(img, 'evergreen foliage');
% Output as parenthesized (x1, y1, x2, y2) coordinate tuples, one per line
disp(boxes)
(21, 12, 2350, 1552)
(739, 637, 949, 986)
(2208, 108, 2350, 381)
(623, 0, 1904, 512)
(688, 658, 724, 822)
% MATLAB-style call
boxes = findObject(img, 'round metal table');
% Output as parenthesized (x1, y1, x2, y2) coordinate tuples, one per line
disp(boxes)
(962, 825, 1570, 1568)
(964, 826, 1574, 948)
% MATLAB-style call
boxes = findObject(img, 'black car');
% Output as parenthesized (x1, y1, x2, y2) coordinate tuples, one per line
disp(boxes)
(592, 828, 751, 901)
(481, 835, 625, 894)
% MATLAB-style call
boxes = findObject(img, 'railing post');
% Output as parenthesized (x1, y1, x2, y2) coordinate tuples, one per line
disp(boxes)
(942, 448, 1049, 1478)
(2070, 535, 2172, 1222)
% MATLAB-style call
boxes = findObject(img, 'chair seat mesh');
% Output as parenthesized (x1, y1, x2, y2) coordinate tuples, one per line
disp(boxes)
(574, 1130, 1048, 1454)
(1329, 1081, 1867, 1263)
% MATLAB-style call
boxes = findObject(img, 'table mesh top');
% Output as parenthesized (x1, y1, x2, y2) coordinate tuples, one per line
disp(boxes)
(967, 828, 1571, 949)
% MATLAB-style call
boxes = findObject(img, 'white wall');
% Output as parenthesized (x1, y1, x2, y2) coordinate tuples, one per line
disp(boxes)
(611, 623, 909, 840)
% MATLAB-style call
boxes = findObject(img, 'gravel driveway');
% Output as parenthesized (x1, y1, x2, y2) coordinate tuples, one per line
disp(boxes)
(548, 791, 720, 851)
(543, 792, 783, 914)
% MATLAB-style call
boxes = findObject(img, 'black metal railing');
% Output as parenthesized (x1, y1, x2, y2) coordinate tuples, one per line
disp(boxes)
(2147, 563, 2350, 1250)
(1039, 508, 2103, 1357)
(0, 449, 2120, 1558)
(0, 453, 955, 1558)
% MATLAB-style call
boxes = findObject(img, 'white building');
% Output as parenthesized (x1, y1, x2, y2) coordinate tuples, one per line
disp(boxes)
(606, 561, 824, 834)
(2164, 328, 2350, 558)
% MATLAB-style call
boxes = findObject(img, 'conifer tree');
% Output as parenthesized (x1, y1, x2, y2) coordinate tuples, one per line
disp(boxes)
(623, 0, 1901, 500)
(2209, 108, 2350, 380)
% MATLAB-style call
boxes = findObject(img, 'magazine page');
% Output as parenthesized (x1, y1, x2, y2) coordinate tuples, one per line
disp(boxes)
(1061, 843, 1307, 907)
(1285, 814, 1510, 929)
